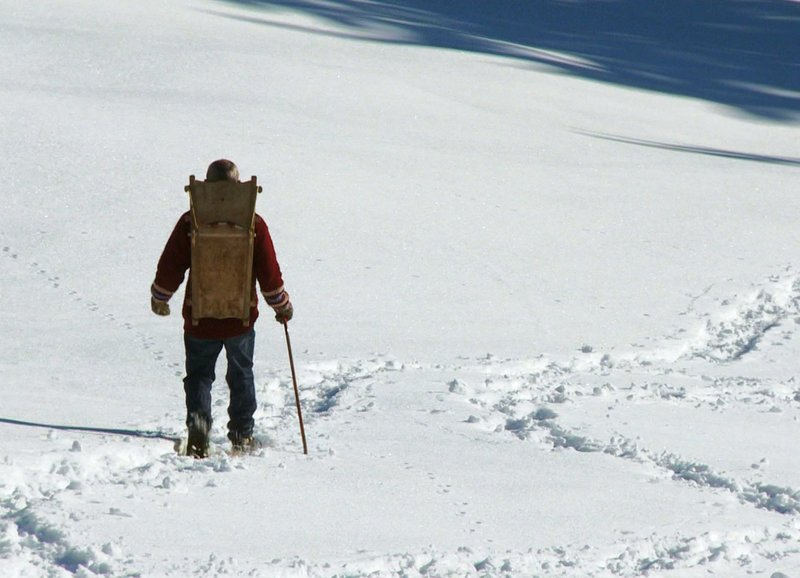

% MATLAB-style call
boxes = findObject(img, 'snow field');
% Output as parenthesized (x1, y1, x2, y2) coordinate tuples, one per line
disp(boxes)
(1, 0, 799, 576)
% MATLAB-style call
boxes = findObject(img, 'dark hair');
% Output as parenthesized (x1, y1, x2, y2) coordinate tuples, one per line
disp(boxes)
(205, 159, 240, 182)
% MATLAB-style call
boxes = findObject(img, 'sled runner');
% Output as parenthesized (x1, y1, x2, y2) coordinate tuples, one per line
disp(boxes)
(184, 175, 262, 326)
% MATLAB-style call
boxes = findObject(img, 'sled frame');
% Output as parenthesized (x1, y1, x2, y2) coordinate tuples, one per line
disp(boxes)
(184, 175, 263, 326)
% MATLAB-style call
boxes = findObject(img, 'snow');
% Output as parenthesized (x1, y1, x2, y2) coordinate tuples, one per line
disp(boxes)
(1, 0, 799, 576)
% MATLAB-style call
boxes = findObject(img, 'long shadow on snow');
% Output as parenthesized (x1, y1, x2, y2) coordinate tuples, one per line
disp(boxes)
(576, 131, 800, 167)
(0, 417, 178, 442)
(214, 0, 800, 121)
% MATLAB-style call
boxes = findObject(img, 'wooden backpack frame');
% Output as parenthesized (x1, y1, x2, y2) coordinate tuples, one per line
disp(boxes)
(184, 175, 262, 326)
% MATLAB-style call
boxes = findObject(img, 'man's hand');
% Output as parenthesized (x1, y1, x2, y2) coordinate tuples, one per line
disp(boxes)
(274, 301, 293, 323)
(151, 297, 170, 316)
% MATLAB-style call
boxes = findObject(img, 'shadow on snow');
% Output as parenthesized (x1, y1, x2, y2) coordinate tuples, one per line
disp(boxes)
(576, 130, 800, 166)
(211, 0, 800, 122)
(0, 417, 178, 442)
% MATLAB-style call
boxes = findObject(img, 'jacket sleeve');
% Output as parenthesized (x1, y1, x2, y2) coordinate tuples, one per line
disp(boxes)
(253, 215, 289, 310)
(151, 213, 191, 302)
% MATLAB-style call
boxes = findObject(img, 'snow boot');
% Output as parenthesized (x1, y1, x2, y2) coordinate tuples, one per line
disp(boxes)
(229, 431, 262, 454)
(186, 413, 211, 458)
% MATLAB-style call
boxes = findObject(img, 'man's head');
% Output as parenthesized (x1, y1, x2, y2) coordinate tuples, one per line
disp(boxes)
(206, 159, 240, 182)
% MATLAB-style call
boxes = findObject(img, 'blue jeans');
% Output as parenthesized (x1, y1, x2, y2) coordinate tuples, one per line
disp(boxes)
(183, 330, 256, 439)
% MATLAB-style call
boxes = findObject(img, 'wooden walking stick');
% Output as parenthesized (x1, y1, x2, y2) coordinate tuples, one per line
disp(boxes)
(283, 321, 308, 455)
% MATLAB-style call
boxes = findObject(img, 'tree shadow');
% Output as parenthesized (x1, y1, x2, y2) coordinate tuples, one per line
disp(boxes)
(576, 130, 800, 166)
(0, 416, 178, 442)
(212, 0, 800, 121)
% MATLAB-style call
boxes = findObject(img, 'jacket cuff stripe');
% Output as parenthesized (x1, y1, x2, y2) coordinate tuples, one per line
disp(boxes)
(151, 283, 174, 301)
(263, 289, 289, 309)
(262, 285, 285, 298)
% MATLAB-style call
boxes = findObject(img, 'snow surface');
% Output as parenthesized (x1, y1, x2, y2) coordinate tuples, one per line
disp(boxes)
(1, 0, 799, 576)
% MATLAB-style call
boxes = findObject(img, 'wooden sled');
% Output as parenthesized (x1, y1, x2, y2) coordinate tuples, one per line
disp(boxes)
(184, 175, 263, 326)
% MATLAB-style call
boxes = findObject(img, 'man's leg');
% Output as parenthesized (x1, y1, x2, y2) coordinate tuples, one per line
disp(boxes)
(223, 329, 257, 442)
(183, 333, 223, 456)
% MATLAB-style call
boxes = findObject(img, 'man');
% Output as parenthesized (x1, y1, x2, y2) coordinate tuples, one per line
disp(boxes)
(151, 159, 292, 457)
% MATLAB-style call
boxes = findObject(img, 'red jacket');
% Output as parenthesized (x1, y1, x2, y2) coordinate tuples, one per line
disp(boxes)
(152, 211, 288, 339)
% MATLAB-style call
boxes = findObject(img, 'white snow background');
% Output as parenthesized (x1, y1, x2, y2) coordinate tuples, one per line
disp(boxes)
(1, 0, 799, 576)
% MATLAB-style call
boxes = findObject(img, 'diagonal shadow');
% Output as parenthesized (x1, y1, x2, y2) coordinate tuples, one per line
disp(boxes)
(211, 0, 800, 121)
(0, 417, 178, 442)
(575, 131, 800, 167)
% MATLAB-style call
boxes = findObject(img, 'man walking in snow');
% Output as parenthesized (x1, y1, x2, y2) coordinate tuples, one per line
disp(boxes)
(150, 159, 293, 457)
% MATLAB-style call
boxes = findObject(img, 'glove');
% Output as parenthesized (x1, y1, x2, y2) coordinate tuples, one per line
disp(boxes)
(274, 301, 293, 323)
(151, 297, 170, 316)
